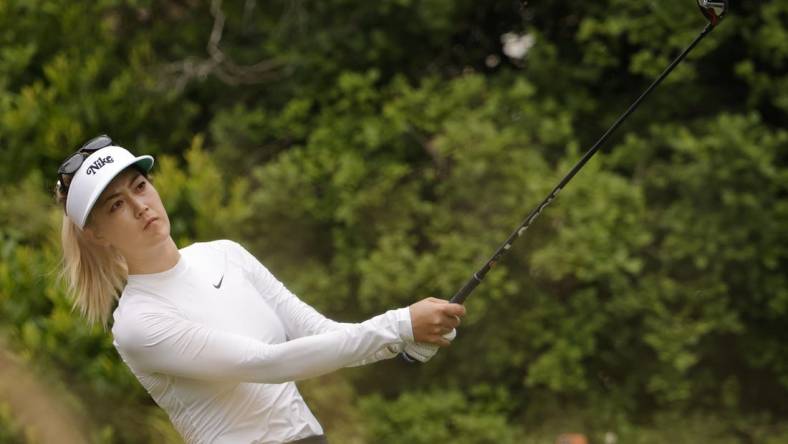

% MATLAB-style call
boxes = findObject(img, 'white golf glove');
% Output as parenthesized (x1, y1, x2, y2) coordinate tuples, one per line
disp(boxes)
(402, 329, 457, 363)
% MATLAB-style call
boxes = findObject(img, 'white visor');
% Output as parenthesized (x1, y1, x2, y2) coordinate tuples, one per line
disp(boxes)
(65, 146, 154, 229)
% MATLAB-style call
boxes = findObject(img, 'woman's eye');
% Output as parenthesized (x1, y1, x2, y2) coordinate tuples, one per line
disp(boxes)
(111, 200, 123, 212)
(136, 180, 147, 191)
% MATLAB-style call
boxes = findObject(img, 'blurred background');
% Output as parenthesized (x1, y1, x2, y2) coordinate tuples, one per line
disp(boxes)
(0, 0, 787, 442)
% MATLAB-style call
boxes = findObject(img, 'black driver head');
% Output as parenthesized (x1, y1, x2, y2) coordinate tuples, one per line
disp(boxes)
(697, 0, 729, 27)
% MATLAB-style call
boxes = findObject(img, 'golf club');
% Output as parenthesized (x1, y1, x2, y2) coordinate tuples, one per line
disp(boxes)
(404, 0, 729, 362)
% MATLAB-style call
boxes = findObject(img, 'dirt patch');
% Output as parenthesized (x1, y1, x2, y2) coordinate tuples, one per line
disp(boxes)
(0, 344, 90, 443)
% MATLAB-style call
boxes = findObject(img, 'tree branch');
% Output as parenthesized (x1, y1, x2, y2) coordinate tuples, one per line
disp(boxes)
(158, 0, 282, 91)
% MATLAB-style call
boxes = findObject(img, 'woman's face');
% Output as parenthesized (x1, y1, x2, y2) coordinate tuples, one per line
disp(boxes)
(85, 168, 171, 255)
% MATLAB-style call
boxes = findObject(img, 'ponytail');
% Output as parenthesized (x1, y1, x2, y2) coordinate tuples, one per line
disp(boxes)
(55, 184, 128, 327)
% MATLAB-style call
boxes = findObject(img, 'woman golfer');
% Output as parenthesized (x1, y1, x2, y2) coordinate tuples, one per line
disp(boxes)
(54, 135, 465, 444)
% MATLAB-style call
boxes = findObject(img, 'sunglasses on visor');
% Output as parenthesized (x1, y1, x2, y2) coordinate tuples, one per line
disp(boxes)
(57, 135, 113, 193)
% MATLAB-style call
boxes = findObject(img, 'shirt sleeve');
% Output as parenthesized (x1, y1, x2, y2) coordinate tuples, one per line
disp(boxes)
(113, 300, 412, 384)
(230, 241, 413, 365)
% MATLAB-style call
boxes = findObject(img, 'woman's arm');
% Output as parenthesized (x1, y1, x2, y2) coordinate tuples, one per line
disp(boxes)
(231, 241, 356, 338)
(230, 241, 407, 365)
(229, 241, 463, 365)
(113, 303, 411, 384)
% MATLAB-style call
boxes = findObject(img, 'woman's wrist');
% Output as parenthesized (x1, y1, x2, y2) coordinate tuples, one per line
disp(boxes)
(395, 307, 415, 342)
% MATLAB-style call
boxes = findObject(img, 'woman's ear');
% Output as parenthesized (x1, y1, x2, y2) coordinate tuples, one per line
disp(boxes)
(82, 226, 111, 248)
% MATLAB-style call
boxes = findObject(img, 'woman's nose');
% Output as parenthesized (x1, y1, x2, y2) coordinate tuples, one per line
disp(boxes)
(131, 197, 149, 217)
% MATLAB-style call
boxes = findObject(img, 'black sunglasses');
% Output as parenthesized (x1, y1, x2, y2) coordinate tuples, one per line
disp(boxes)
(57, 135, 113, 192)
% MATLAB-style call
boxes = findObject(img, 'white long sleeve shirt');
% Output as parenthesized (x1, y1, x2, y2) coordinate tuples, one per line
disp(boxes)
(111, 240, 413, 444)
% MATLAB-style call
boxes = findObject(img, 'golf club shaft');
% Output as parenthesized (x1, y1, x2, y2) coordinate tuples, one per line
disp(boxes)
(449, 22, 715, 305)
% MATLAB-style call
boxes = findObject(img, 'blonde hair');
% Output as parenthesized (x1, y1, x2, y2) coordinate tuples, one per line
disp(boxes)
(55, 182, 128, 327)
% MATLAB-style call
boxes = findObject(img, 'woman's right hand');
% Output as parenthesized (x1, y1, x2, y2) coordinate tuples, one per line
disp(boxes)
(409, 297, 466, 346)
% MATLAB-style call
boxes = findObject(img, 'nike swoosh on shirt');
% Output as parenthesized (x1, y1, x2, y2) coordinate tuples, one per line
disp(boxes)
(213, 249, 228, 289)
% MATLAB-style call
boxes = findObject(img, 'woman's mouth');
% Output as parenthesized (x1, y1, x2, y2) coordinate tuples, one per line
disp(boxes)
(144, 217, 158, 230)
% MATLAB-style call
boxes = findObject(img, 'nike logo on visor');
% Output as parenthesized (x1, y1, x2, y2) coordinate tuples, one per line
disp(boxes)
(213, 275, 224, 289)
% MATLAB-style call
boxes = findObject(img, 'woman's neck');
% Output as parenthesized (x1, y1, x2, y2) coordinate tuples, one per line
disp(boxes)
(125, 236, 181, 275)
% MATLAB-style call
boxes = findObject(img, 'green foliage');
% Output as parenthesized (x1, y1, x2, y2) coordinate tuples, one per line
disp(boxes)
(0, 0, 786, 442)
(0, 403, 27, 444)
(153, 135, 252, 243)
(359, 389, 524, 444)
(0, 172, 53, 246)
(0, 1, 197, 184)
(0, 242, 163, 443)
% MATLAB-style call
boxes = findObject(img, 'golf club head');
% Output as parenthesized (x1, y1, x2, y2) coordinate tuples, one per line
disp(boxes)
(697, 0, 728, 26)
